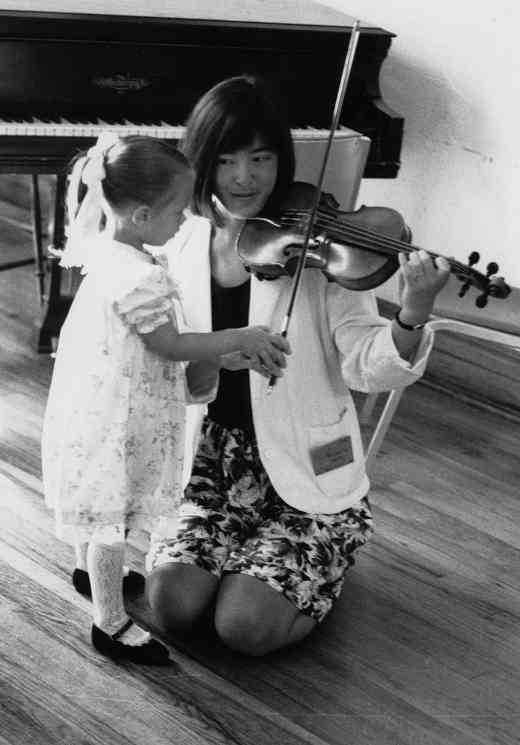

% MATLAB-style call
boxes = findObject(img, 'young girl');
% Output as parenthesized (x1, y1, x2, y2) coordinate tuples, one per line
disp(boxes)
(41, 132, 289, 665)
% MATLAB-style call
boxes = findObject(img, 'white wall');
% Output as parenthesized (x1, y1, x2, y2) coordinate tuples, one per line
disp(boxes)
(321, 1, 519, 325)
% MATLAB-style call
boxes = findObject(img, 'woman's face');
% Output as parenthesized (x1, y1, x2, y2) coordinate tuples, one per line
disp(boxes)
(213, 136, 278, 219)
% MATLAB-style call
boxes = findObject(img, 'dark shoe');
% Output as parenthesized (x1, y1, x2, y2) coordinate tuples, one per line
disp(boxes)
(91, 620, 171, 665)
(72, 568, 145, 598)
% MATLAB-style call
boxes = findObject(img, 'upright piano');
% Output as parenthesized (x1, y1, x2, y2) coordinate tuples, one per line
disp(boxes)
(0, 0, 405, 352)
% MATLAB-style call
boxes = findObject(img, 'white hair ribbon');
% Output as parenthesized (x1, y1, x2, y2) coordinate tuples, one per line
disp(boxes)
(59, 131, 121, 271)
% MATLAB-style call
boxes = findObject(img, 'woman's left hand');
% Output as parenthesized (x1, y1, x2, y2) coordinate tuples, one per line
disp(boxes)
(398, 250, 451, 321)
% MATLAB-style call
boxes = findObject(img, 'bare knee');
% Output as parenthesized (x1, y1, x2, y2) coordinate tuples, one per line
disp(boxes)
(146, 563, 217, 632)
(214, 603, 277, 656)
(214, 575, 316, 656)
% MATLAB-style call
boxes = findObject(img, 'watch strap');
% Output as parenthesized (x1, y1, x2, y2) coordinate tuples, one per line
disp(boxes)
(394, 308, 427, 331)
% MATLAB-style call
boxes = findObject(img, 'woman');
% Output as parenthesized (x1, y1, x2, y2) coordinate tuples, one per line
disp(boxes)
(146, 75, 450, 656)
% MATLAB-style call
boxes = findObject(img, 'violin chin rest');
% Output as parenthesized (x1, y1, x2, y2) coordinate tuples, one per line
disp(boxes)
(285, 257, 299, 276)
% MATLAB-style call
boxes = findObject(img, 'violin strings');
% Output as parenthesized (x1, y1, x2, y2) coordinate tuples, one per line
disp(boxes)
(280, 215, 412, 266)
(281, 208, 412, 254)
(282, 208, 418, 255)
(280, 209, 473, 277)
(286, 208, 475, 277)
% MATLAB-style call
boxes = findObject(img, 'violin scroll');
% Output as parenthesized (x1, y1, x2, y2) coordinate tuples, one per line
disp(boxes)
(456, 253, 510, 307)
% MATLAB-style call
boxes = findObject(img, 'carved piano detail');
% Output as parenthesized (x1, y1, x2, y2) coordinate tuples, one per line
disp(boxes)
(0, 2, 405, 352)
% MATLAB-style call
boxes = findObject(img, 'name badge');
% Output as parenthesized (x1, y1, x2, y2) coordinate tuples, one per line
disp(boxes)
(310, 436, 353, 476)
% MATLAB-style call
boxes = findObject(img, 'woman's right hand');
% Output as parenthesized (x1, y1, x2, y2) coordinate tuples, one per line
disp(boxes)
(235, 326, 291, 376)
(220, 350, 282, 378)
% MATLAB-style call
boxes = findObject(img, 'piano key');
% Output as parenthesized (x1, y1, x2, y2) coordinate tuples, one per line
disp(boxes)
(0, 116, 366, 146)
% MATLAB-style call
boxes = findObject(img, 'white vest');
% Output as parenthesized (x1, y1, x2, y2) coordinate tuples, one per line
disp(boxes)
(167, 216, 433, 514)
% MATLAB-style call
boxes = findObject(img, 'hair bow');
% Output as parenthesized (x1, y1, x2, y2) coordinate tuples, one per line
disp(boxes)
(82, 131, 121, 187)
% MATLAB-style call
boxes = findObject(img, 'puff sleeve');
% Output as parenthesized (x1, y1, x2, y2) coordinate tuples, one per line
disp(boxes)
(113, 264, 187, 334)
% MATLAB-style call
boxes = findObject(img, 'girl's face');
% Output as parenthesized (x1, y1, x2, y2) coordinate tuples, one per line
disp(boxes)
(214, 136, 278, 219)
(144, 170, 194, 246)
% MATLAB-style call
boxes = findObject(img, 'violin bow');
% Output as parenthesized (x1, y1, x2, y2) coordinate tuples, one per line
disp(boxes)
(268, 19, 362, 392)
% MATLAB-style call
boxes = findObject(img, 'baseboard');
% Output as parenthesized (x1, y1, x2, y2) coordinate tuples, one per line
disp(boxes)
(378, 299, 520, 418)
(419, 377, 520, 424)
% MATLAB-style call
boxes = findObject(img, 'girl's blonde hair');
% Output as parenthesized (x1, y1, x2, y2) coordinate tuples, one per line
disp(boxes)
(67, 134, 189, 222)
(61, 134, 189, 269)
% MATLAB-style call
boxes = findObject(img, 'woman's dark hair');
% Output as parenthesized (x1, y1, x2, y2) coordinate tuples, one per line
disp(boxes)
(67, 135, 189, 222)
(182, 75, 295, 223)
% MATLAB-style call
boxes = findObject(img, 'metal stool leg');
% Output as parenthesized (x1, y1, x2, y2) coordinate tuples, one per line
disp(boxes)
(37, 172, 68, 353)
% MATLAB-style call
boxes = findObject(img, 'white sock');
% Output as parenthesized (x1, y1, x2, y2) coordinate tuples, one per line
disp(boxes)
(86, 540, 149, 647)
(76, 540, 131, 577)
(74, 541, 88, 571)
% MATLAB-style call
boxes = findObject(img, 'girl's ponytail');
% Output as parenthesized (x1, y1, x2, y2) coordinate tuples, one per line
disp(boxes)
(60, 132, 120, 270)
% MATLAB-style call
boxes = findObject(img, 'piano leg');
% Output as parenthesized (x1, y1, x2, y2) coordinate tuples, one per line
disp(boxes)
(31, 174, 45, 305)
(37, 172, 71, 353)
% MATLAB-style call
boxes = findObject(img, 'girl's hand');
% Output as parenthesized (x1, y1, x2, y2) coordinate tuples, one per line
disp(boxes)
(236, 326, 291, 376)
(398, 250, 451, 322)
(220, 350, 286, 378)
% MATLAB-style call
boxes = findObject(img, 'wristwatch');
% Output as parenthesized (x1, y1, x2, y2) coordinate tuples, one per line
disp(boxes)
(394, 308, 427, 331)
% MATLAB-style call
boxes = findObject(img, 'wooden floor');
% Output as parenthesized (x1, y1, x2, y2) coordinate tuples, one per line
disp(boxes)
(1, 199, 519, 745)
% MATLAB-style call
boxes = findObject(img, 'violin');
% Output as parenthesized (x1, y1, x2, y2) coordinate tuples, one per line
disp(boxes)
(237, 181, 510, 308)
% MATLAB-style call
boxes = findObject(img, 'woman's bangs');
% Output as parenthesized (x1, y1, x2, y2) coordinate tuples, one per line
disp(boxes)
(217, 111, 279, 155)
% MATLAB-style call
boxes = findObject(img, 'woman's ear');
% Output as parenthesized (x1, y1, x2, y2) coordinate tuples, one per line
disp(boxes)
(131, 204, 151, 227)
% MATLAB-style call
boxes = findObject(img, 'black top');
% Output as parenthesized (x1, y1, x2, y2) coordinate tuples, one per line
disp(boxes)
(207, 277, 254, 435)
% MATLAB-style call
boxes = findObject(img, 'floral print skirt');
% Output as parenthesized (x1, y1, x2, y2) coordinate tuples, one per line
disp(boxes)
(147, 417, 374, 622)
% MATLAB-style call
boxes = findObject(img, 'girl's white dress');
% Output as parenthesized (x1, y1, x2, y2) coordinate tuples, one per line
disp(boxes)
(42, 238, 186, 545)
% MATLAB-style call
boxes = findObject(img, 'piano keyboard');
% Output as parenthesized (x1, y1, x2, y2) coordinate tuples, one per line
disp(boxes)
(0, 118, 362, 142)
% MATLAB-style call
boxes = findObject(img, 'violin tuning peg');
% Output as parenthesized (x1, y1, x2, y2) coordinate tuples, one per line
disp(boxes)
(458, 280, 471, 298)
(475, 292, 489, 308)
(468, 251, 480, 266)
(486, 261, 498, 276)
(487, 276, 511, 299)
